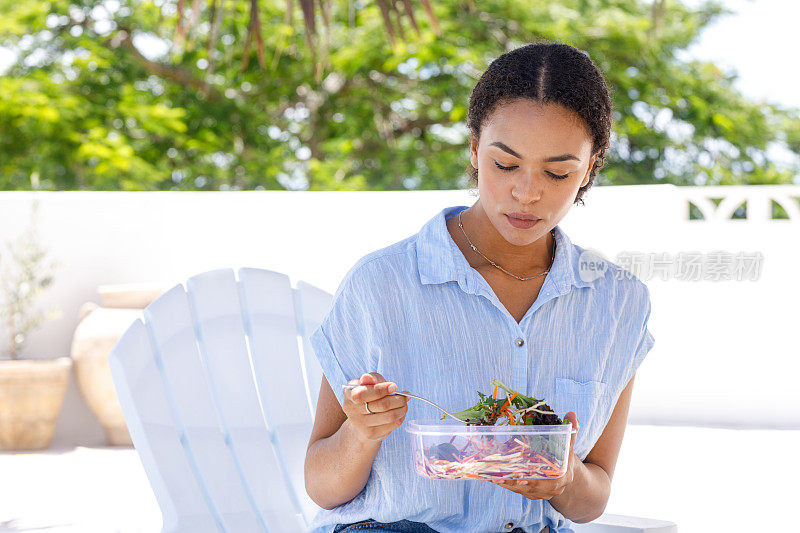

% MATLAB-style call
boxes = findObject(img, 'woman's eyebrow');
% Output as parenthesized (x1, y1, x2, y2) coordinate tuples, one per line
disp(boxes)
(489, 141, 580, 162)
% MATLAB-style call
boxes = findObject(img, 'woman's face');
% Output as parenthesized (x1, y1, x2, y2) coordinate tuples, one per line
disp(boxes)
(470, 99, 597, 247)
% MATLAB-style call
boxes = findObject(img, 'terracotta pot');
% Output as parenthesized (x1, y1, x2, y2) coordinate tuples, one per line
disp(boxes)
(97, 282, 171, 309)
(0, 357, 72, 451)
(71, 303, 147, 446)
(71, 284, 168, 446)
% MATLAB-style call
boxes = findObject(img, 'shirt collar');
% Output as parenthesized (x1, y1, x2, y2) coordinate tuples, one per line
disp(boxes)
(416, 205, 595, 293)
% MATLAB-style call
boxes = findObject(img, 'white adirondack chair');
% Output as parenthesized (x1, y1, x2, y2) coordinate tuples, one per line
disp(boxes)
(108, 267, 677, 533)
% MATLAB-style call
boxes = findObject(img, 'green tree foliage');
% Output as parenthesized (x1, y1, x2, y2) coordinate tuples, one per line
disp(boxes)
(0, 0, 797, 191)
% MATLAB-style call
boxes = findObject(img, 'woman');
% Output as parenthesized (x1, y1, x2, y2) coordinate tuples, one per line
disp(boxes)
(304, 41, 655, 533)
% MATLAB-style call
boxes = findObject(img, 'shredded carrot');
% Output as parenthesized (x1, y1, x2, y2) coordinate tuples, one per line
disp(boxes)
(534, 453, 558, 469)
(462, 451, 483, 462)
(509, 392, 518, 401)
(541, 468, 564, 478)
(493, 385, 498, 399)
(499, 401, 516, 425)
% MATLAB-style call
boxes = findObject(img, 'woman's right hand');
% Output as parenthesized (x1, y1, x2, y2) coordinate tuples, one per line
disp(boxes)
(343, 372, 409, 443)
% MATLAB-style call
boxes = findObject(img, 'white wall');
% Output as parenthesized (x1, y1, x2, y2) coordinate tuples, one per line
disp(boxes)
(0, 185, 797, 447)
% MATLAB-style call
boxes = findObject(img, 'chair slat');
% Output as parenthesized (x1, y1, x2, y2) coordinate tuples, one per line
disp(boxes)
(187, 268, 305, 531)
(295, 281, 334, 417)
(144, 285, 264, 532)
(108, 319, 220, 533)
(238, 268, 322, 528)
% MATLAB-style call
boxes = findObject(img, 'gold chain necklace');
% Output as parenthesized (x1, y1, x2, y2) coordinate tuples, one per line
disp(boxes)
(458, 210, 556, 282)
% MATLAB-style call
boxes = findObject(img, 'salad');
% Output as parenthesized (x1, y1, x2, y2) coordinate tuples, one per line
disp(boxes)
(445, 379, 569, 426)
(412, 380, 572, 480)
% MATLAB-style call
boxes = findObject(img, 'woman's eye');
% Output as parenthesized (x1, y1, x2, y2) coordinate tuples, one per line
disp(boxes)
(494, 161, 569, 180)
(547, 171, 570, 180)
(494, 161, 516, 172)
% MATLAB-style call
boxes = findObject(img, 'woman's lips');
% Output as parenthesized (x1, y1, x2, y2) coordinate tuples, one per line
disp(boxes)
(505, 214, 539, 229)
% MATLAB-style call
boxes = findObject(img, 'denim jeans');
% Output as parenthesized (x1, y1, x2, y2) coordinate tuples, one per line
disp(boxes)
(333, 519, 439, 533)
(332, 519, 548, 533)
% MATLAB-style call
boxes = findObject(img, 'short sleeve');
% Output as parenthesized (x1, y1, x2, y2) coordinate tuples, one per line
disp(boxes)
(309, 263, 378, 408)
(623, 283, 656, 387)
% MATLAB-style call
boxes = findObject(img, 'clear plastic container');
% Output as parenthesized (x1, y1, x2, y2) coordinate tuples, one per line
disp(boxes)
(405, 419, 576, 481)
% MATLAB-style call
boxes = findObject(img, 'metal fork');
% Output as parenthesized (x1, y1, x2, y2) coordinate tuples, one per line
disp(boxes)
(342, 384, 467, 424)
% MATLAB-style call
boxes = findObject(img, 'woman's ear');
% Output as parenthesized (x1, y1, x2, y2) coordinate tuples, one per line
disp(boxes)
(581, 152, 598, 188)
(469, 130, 479, 170)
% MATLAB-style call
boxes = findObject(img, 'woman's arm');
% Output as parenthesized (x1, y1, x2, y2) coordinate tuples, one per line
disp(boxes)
(304, 373, 407, 510)
(304, 374, 381, 510)
(548, 373, 636, 522)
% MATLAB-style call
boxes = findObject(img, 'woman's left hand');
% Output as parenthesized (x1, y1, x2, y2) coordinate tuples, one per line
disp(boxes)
(488, 412, 579, 501)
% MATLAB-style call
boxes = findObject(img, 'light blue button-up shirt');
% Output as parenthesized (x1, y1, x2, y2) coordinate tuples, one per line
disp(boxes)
(308, 205, 655, 533)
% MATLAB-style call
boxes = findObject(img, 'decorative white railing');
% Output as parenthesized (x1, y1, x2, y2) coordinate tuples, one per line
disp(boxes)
(682, 185, 800, 221)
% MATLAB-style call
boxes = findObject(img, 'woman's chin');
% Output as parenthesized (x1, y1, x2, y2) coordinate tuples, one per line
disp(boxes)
(500, 233, 537, 247)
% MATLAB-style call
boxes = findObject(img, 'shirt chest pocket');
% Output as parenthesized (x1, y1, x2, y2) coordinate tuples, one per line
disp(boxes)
(552, 377, 608, 456)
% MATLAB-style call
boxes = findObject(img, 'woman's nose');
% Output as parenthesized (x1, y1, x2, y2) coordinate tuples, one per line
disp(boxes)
(511, 173, 543, 203)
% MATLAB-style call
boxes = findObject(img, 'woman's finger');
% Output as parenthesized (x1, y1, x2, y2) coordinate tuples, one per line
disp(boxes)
(362, 404, 407, 427)
(351, 381, 397, 404)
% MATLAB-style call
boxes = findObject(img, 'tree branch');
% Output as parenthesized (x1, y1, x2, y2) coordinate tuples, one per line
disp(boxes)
(111, 28, 227, 102)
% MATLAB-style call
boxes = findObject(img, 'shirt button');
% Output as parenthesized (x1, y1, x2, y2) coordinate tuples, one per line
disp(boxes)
(504, 523, 514, 530)
(515, 338, 524, 347)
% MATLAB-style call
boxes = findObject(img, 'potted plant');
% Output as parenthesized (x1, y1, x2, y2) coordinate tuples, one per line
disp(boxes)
(0, 199, 70, 451)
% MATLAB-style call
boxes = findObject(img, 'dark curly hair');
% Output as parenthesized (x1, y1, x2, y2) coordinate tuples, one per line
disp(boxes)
(465, 41, 613, 206)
